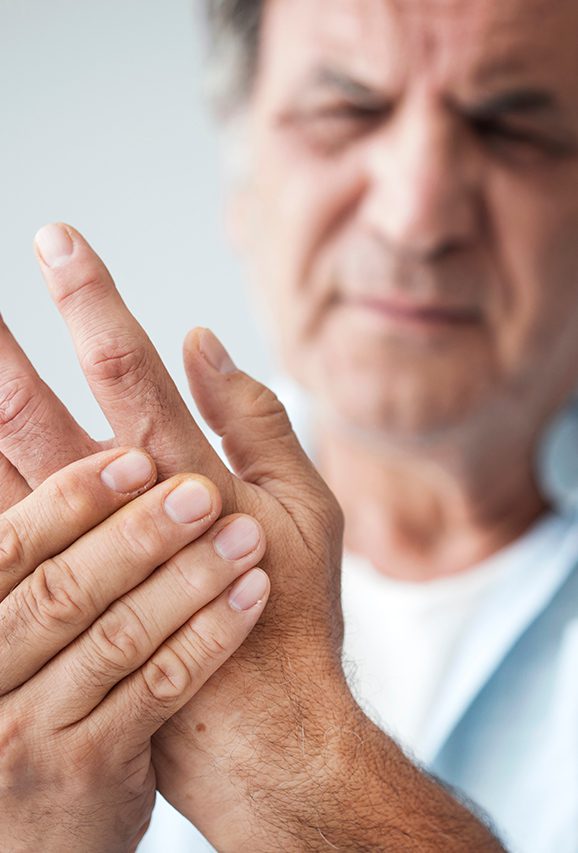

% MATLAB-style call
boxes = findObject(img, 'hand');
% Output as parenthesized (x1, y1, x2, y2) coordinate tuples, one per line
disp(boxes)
(0, 447, 269, 852)
(0, 223, 502, 850)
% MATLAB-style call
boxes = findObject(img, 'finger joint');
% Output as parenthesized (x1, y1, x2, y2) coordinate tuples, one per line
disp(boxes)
(21, 555, 93, 634)
(81, 336, 150, 394)
(0, 377, 43, 440)
(140, 645, 192, 705)
(115, 511, 165, 562)
(0, 517, 25, 586)
(87, 599, 150, 675)
(177, 621, 230, 673)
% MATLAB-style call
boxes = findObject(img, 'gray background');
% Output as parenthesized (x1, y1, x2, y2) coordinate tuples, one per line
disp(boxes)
(0, 0, 270, 441)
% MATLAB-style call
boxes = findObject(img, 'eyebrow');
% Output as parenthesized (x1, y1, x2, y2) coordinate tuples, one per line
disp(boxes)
(306, 67, 388, 105)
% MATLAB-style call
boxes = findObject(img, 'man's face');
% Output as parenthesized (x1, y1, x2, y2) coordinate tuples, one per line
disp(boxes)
(237, 0, 578, 440)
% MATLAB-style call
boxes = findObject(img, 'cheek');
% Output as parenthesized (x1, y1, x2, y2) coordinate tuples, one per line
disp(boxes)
(488, 174, 578, 392)
(246, 140, 366, 370)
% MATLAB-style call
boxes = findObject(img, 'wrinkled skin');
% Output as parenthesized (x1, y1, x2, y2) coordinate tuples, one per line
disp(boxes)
(236, 0, 578, 444)
(0, 226, 501, 850)
(5, 0, 575, 847)
(0, 448, 269, 852)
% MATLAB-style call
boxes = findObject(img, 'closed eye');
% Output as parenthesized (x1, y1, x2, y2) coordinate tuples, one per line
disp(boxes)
(473, 118, 575, 159)
(291, 102, 389, 153)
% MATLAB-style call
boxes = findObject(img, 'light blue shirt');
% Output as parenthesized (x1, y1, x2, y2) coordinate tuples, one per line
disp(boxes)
(428, 515, 578, 852)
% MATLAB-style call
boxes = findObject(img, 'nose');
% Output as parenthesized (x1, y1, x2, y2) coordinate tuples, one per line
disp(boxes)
(361, 98, 482, 261)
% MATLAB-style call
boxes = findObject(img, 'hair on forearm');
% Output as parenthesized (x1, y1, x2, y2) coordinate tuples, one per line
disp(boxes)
(230, 686, 505, 852)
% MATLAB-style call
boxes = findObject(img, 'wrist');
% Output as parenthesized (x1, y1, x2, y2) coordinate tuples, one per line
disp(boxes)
(177, 683, 502, 853)
(189, 675, 364, 851)
(156, 656, 352, 840)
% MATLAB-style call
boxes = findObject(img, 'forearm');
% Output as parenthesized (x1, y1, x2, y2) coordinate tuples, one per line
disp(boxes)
(261, 704, 503, 851)
(250, 701, 500, 851)
(173, 677, 503, 852)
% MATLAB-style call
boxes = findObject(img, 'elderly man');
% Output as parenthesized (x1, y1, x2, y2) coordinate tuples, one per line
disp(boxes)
(0, 0, 577, 851)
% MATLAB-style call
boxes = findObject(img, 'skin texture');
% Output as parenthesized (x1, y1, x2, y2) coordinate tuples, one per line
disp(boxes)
(6, 0, 576, 846)
(232, 0, 578, 579)
(0, 226, 502, 850)
(0, 449, 269, 852)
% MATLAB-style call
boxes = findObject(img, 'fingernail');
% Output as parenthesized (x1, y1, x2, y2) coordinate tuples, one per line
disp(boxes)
(214, 516, 261, 561)
(35, 223, 74, 268)
(101, 450, 155, 493)
(228, 568, 269, 612)
(164, 480, 213, 524)
(200, 329, 237, 374)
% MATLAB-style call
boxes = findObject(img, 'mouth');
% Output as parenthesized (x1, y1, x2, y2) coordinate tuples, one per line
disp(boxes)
(343, 295, 482, 331)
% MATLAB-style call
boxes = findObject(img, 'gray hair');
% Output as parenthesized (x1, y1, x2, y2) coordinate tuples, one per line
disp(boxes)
(203, 1, 264, 119)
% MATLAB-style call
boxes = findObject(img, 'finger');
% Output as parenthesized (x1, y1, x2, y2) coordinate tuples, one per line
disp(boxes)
(34, 513, 265, 723)
(0, 452, 30, 512)
(83, 568, 270, 751)
(0, 314, 98, 486)
(184, 328, 344, 635)
(0, 448, 157, 601)
(184, 328, 318, 498)
(0, 473, 222, 692)
(34, 223, 229, 494)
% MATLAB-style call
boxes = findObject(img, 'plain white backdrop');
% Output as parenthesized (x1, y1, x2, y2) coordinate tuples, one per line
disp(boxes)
(0, 0, 270, 441)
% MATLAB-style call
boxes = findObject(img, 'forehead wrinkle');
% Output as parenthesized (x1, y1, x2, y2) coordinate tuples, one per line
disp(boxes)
(261, 0, 578, 107)
(385, 1, 535, 85)
(377, 0, 578, 96)
(265, 0, 523, 91)
(262, 0, 405, 93)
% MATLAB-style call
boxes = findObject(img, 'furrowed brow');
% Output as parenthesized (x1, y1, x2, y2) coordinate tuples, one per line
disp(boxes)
(307, 67, 387, 106)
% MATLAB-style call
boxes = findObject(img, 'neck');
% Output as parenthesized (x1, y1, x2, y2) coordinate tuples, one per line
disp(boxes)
(315, 415, 547, 583)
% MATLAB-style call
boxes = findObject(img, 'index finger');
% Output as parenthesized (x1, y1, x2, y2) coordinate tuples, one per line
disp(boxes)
(34, 223, 230, 495)
(0, 314, 99, 487)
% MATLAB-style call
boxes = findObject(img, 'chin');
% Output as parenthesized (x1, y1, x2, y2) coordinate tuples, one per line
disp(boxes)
(311, 346, 496, 444)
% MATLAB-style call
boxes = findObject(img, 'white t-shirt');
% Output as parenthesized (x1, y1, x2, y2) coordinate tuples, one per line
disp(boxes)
(340, 510, 564, 761)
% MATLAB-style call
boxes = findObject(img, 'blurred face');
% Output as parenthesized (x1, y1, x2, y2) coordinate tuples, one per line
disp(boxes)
(237, 0, 578, 440)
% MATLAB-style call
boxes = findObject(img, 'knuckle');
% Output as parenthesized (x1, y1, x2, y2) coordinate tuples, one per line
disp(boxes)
(167, 550, 206, 600)
(115, 510, 165, 560)
(21, 556, 92, 633)
(0, 516, 25, 581)
(224, 384, 293, 466)
(81, 335, 149, 392)
(251, 384, 288, 423)
(87, 600, 149, 674)
(51, 271, 104, 309)
(0, 376, 42, 438)
(0, 712, 27, 789)
(178, 620, 230, 669)
(140, 645, 192, 705)
(43, 473, 96, 521)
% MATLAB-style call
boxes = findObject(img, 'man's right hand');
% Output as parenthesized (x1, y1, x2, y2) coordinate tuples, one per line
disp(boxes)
(0, 447, 269, 853)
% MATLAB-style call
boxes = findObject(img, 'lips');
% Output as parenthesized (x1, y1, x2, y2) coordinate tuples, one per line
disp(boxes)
(346, 295, 481, 327)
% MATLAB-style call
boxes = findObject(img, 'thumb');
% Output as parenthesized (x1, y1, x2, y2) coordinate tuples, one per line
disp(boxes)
(183, 328, 317, 493)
